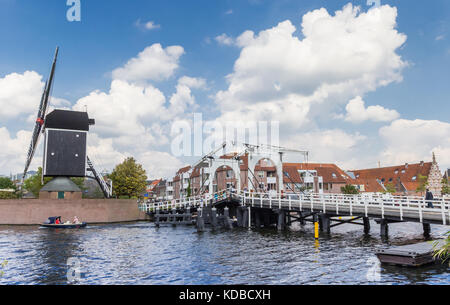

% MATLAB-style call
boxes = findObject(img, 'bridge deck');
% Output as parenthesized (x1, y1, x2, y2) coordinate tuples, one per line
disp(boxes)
(139, 191, 450, 226)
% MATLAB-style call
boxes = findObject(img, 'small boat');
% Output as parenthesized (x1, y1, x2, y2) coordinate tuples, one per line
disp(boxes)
(40, 216, 87, 229)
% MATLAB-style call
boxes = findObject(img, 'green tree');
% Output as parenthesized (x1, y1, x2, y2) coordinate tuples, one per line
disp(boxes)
(416, 174, 428, 195)
(186, 180, 192, 197)
(341, 184, 359, 194)
(23, 168, 52, 197)
(441, 178, 450, 195)
(23, 168, 87, 197)
(384, 183, 396, 194)
(0, 177, 16, 190)
(109, 157, 147, 199)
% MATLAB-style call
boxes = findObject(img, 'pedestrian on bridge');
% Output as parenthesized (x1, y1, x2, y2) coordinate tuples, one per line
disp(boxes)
(425, 188, 434, 208)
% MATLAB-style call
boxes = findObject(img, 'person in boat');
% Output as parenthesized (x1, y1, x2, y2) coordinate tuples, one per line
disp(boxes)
(73, 216, 80, 224)
(55, 217, 61, 224)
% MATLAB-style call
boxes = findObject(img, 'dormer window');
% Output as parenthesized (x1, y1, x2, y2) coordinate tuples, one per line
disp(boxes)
(332, 173, 337, 178)
(401, 170, 405, 174)
(394, 170, 399, 174)
(412, 176, 417, 181)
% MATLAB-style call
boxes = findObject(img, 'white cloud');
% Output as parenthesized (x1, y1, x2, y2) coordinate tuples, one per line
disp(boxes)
(435, 35, 445, 41)
(225, 9, 233, 15)
(343, 96, 400, 123)
(178, 76, 207, 89)
(379, 119, 450, 170)
(215, 4, 407, 130)
(137, 151, 185, 179)
(215, 33, 235, 46)
(0, 71, 44, 120)
(112, 43, 184, 83)
(0, 127, 38, 174)
(282, 129, 368, 169)
(135, 19, 161, 31)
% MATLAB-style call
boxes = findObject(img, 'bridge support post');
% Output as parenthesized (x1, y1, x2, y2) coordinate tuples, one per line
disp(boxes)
(320, 214, 330, 234)
(236, 207, 244, 227)
(155, 209, 160, 227)
(380, 219, 389, 238)
(171, 209, 177, 226)
(210, 208, 218, 228)
(184, 207, 191, 224)
(423, 223, 431, 238)
(363, 217, 370, 235)
(254, 209, 262, 229)
(277, 210, 286, 231)
(197, 208, 205, 232)
(298, 212, 305, 225)
(223, 207, 233, 229)
(242, 207, 249, 228)
(263, 211, 271, 228)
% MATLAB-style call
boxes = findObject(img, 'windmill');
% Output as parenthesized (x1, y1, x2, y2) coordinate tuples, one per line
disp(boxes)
(22, 47, 112, 198)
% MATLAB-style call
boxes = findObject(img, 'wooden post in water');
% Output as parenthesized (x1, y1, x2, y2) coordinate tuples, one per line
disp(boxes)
(277, 210, 286, 231)
(363, 217, 370, 235)
(380, 219, 389, 238)
(197, 208, 205, 232)
(320, 214, 331, 234)
(423, 223, 431, 238)
(210, 208, 218, 228)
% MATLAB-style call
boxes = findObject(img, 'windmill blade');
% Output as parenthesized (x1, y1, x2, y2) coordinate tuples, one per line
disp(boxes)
(22, 47, 59, 180)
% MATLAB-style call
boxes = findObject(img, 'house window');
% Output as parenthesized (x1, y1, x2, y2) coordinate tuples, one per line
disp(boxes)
(58, 191, 65, 199)
(412, 176, 417, 181)
(226, 170, 233, 178)
(332, 173, 337, 178)
(257, 171, 264, 178)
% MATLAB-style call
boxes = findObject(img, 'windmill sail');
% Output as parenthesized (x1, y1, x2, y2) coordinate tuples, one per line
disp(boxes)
(23, 47, 59, 180)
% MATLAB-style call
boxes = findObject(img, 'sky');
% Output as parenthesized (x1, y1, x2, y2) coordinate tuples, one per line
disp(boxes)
(0, 0, 449, 179)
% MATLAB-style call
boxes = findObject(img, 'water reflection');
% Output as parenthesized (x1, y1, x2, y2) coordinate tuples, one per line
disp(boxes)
(0, 221, 448, 285)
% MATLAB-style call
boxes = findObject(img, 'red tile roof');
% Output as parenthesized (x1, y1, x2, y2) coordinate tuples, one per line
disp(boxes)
(349, 162, 432, 193)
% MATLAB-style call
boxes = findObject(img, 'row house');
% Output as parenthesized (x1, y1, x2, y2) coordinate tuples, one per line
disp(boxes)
(173, 166, 192, 199)
(347, 153, 442, 196)
(282, 163, 352, 194)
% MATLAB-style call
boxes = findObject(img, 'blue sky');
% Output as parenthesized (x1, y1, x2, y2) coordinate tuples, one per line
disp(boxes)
(0, 0, 449, 177)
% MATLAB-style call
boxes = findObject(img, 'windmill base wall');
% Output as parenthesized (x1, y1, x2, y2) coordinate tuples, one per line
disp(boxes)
(0, 199, 149, 225)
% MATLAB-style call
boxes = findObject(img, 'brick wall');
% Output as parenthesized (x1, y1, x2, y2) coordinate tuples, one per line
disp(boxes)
(0, 199, 149, 225)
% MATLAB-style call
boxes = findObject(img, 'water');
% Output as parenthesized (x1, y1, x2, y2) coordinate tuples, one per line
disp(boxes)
(0, 221, 448, 285)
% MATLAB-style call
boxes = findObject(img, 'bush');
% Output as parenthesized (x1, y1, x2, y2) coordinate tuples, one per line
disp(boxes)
(0, 191, 17, 199)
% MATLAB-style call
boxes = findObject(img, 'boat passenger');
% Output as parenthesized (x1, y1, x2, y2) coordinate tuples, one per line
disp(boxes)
(73, 216, 80, 224)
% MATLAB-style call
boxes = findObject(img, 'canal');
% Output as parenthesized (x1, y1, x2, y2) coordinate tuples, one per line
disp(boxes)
(0, 221, 448, 285)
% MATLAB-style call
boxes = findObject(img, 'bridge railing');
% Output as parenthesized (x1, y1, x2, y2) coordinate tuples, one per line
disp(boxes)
(139, 191, 450, 225)
(241, 191, 450, 225)
(138, 189, 238, 213)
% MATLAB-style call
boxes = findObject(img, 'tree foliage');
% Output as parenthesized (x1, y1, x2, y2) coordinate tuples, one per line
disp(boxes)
(416, 174, 428, 194)
(442, 178, 450, 195)
(384, 183, 396, 194)
(341, 184, 359, 194)
(109, 157, 147, 199)
(0, 177, 16, 190)
(23, 168, 52, 197)
(23, 167, 86, 197)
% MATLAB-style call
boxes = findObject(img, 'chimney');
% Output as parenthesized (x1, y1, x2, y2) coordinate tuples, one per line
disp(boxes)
(420, 161, 424, 167)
